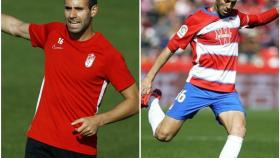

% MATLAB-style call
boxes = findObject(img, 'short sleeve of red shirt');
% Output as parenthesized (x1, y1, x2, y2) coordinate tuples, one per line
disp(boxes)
(105, 48, 135, 92)
(29, 22, 62, 48)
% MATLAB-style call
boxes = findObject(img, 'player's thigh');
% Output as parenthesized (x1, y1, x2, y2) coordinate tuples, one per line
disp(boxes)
(156, 115, 184, 137)
(219, 111, 246, 135)
(211, 91, 246, 128)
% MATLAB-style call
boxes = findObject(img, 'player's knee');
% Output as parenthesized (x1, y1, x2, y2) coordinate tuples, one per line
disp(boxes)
(230, 124, 246, 137)
(155, 129, 174, 142)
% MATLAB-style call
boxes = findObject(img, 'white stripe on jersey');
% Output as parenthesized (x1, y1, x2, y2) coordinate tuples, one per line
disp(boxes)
(197, 16, 240, 35)
(196, 42, 238, 56)
(187, 66, 236, 84)
(35, 77, 45, 114)
(96, 80, 108, 113)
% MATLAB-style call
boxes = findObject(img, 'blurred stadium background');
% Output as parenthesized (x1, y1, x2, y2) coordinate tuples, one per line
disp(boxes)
(141, 0, 278, 158)
(2, 0, 139, 158)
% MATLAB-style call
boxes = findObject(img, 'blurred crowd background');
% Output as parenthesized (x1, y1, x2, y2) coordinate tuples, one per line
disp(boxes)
(141, 0, 279, 68)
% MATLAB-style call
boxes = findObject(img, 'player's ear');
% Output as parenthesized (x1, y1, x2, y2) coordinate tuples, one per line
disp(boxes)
(90, 5, 98, 17)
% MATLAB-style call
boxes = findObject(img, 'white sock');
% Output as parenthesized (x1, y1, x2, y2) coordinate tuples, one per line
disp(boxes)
(148, 98, 165, 135)
(219, 135, 243, 158)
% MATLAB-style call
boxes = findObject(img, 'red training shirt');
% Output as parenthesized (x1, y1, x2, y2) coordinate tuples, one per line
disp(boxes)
(27, 22, 135, 155)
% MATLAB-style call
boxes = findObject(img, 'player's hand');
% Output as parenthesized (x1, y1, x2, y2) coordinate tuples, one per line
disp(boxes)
(71, 115, 103, 137)
(141, 77, 152, 95)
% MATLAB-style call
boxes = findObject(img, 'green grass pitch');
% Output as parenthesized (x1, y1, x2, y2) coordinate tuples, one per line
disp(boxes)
(141, 108, 278, 158)
(2, 0, 139, 158)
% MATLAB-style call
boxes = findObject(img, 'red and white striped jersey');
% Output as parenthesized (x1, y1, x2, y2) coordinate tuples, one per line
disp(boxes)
(168, 7, 278, 92)
(27, 22, 135, 155)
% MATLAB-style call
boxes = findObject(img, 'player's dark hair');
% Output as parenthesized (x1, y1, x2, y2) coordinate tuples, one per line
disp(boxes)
(89, 0, 97, 8)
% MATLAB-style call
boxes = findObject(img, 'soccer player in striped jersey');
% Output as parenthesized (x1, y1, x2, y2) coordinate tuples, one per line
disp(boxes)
(141, 0, 278, 157)
(2, 0, 138, 157)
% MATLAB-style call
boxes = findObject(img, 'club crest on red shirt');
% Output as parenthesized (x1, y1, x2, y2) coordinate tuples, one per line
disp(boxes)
(85, 53, 96, 68)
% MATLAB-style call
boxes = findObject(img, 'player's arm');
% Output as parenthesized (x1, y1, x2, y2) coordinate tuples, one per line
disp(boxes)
(141, 12, 200, 95)
(141, 47, 174, 95)
(1, 13, 30, 39)
(71, 83, 138, 136)
(240, 8, 279, 28)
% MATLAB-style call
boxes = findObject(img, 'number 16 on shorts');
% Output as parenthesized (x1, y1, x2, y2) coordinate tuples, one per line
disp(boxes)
(175, 89, 187, 103)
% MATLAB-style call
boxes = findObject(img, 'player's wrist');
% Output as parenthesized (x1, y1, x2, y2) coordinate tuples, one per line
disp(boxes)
(91, 115, 105, 127)
(144, 75, 154, 83)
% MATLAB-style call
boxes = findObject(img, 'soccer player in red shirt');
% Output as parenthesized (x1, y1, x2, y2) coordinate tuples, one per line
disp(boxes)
(2, 0, 138, 157)
(141, 0, 278, 157)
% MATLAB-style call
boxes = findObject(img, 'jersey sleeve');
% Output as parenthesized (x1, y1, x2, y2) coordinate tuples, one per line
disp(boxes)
(29, 22, 60, 48)
(238, 8, 279, 28)
(167, 15, 197, 52)
(105, 49, 135, 92)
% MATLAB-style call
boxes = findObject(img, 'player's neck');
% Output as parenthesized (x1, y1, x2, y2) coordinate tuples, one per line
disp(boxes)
(69, 27, 95, 41)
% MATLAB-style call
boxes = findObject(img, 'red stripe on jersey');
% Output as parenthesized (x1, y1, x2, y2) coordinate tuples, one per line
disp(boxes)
(199, 54, 238, 71)
(197, 28, 239, 45)
(190, 77, 235, 92)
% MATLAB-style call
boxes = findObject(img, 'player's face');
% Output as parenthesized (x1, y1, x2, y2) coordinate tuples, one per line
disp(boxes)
(64, 0, 97, 34)
(216, 0, 237, 17)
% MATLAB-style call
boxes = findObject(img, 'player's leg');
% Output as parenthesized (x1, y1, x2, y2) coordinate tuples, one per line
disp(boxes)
(142, 83, 212, 142)
(142, 89, 165, 135)
(154, 116, 184, 142)
(211, 91, 246, 158)
(146, 93, 185, 142)
(219, 111, 246, 137)
(218, 111, 246, 158)
(142, 89, 184, 141)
